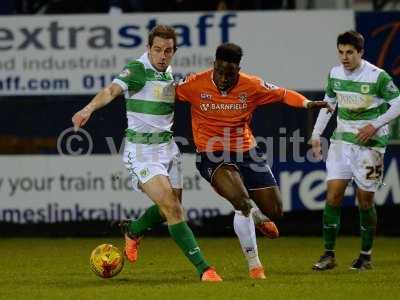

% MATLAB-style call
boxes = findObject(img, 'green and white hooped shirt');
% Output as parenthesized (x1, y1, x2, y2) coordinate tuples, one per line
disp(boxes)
(112, 52, 175, 145)
(325, 60, 400, 152)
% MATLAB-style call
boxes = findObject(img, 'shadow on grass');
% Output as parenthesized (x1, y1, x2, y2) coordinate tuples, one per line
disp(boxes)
(271, 269, 357, 277)
(45, 269, 203, 288)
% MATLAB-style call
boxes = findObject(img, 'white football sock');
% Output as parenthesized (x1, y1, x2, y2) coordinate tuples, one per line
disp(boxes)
(233, 210, 262, 270)
(251, 206, 270, 225)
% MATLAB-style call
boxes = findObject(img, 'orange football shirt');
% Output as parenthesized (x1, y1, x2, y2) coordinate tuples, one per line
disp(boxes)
(175, 69, 306, 152)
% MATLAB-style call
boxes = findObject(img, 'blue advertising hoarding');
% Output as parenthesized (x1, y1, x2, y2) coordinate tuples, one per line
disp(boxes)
(272, 149, 400, 211)
(356, 12, 400, 143)
(356, 12, 400, 86)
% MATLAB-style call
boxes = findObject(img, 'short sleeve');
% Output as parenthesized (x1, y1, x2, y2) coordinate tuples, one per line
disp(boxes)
(112, 60, 146, 92)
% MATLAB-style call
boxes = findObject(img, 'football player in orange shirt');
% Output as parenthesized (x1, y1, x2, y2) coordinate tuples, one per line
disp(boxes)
(176, 43, 330, 278)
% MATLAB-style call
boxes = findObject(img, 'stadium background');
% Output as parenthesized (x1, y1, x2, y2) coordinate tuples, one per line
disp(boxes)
(0, 2, 399, 238)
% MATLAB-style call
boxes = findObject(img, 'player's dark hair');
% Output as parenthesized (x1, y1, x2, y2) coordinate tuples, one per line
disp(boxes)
(337, 31, 364, 52)
(215, 43, 243, 64)
(148, 25, 177, 52)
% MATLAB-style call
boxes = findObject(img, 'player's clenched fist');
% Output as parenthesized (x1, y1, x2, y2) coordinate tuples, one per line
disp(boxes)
(311, 138, 322, 161)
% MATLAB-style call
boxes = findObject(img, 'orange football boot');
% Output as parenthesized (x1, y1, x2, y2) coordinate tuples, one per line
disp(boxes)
(249, 266, 266, 279)
(124, 234, 141, 263)
(256, 220, 279, 239)
(201, 267, 223, 282)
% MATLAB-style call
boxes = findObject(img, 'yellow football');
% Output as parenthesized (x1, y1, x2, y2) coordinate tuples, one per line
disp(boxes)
(89, 244, 124, 278)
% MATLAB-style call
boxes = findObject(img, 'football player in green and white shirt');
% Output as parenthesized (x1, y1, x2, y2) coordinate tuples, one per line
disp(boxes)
(72, 25, 222, 282)
(311, 31, 400, 271)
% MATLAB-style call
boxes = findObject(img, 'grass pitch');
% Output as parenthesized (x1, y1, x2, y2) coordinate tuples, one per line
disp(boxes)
(0, 237, 399, 300)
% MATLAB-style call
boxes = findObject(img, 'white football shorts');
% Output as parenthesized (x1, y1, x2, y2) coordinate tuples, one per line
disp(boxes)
(123, 139, 183, 192)
(326, 141, 384, 192)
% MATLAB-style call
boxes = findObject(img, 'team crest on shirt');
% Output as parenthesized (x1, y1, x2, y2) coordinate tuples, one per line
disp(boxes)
(334, 81, 341, 89)
(238, 92, 247, 103)
(162, 84, 175, 99)
(360, 85, 370, 94)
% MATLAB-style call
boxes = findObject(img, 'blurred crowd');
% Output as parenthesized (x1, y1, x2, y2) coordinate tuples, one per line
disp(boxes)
(0, 0, 293, 14)
(1, 1, 397, 16)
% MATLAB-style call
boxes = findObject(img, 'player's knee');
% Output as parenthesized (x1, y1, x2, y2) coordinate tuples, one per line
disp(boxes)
(358, 202, 373, 210)
(159, 195, 184, 220)
(358, 198, 374, 210)
(166, 204, 184, 221)
(327, 191, 343, 206)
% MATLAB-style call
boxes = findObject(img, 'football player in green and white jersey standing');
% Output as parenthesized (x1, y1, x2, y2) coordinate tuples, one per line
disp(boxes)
(311, 31, 400, 271)
(72, 25, 222, 282)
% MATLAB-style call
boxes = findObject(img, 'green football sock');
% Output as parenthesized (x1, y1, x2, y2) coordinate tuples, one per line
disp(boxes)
(168, 221, 209, 275)
(359, 206, 377, 254)
(128, 205, 165, 236)
(323, 203, 341, 251)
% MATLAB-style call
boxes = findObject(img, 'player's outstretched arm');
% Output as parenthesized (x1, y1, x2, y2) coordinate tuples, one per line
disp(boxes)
(281, 90, 333, 112)
(304, 100, 334, 113)
(72, 83, 123, 131)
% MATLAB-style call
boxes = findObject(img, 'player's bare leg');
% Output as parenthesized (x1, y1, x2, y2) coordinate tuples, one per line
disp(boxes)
(249, 186, 282, 220)
(172, 188, 183, 204)
(212, 165, 253, 215)
(212, 165, 279, 237)
(249, 187, 282, 238)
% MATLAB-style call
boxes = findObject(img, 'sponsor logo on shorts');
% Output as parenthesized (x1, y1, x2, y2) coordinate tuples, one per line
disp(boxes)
(139, 168, 150, 178)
